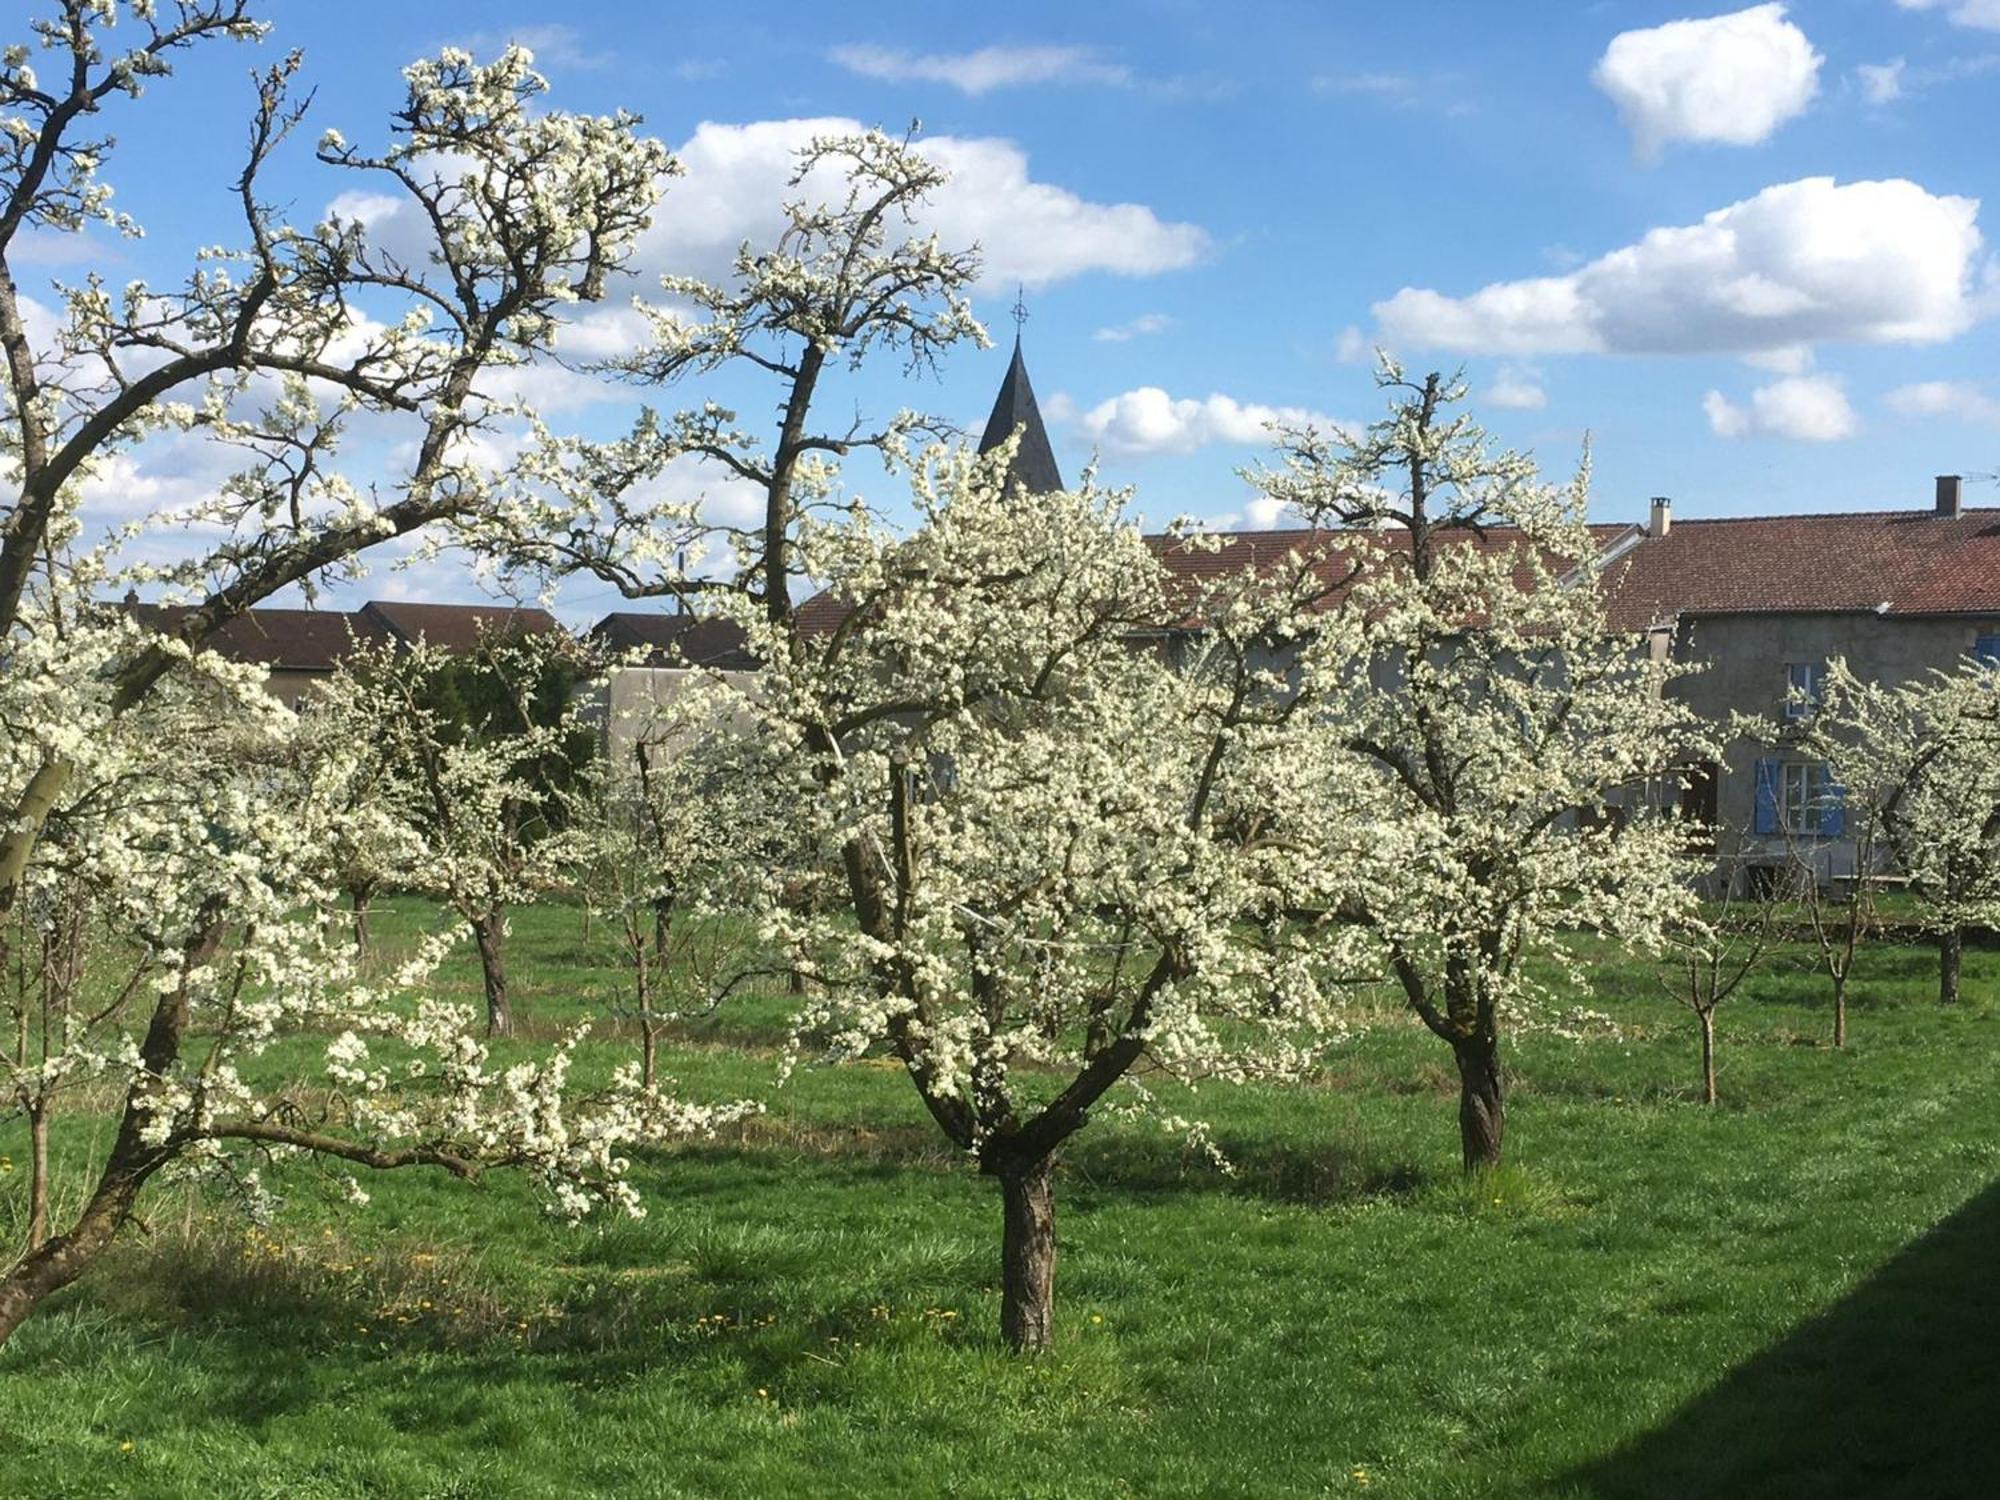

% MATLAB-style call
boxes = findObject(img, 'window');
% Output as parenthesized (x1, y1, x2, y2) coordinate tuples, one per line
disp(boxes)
(1753, 758, 1845, 838)
(1974, 633, 2000, 667)
(1780, 762, 1825, 833)
(1783, 660, 1823, 719)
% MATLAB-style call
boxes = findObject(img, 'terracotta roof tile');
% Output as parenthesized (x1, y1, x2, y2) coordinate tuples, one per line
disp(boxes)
(1603, 508, 2000, 630)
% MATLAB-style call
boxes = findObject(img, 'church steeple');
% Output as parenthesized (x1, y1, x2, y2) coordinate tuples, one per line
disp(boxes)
(977, 293, 1064, 495)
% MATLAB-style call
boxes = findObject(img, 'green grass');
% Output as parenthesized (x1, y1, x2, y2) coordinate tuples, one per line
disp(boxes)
(4, 899, 1999, 1498)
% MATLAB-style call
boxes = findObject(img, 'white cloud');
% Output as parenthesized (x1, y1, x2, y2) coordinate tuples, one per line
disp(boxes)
(1897, 0, 2000, 31)
(1244, 495, 1292, 529)
(634, 118, 1208, 291)
(1485, 365, 1548, 410)
(1311, 70, 1476, 116)
(1857, 59, 1907, 103)
(1074, 387, 1339, 456)
(324, 191, 404, 231)
(1703, 375, 1858, 440)
(1374, 176, 1985, 358)
(829, 44, 1129, 94)
(333, 117, 1207, 302)
(1851, 50, 2000, 101)
(1093, 312, 1172, 343)
(551, 304, 653, 363)
(1594, 5, 1822, 157)
(1885, 379, 2000, 425)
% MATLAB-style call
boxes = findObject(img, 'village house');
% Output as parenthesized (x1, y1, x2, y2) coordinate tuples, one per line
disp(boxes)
(584, 611, 761, 767)
(1605, 484, 2000, 886)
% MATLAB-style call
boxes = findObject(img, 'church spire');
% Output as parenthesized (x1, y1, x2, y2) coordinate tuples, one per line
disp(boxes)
(977, 289, 1064, 495)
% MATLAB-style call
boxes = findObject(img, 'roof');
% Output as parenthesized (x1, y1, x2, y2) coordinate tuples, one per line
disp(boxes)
(977, 339, 1065, 496)
(130, 604, 386, 672)
(1145, 524, 1635, 629)
(589, 612, 759, 670)
(126, 598, 561, 673)
(358, 600, 559, 651)
(1603, 508, 2000, 630)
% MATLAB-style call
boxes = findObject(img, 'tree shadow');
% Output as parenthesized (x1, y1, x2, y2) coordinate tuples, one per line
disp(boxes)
(678, 1114, 1429, 1208)
(1571, 1177, 2000, 1499)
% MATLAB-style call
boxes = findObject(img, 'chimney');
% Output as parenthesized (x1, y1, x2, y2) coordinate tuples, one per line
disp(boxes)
(1648, 496, 1672, 538)
(1936, 474, 1963, 519)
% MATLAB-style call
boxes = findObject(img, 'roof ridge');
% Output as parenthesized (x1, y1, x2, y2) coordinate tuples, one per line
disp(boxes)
(1658, 506, 2000, 525)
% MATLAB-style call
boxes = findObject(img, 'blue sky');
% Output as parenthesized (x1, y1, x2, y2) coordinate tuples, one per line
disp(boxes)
(31, 1, 2000, 609)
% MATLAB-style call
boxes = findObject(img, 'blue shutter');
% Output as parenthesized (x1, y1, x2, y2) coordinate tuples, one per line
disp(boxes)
(1817, 765, 1846, 838)
(1753, 759, 1781, 835)
(1974, 634, 2000, 666)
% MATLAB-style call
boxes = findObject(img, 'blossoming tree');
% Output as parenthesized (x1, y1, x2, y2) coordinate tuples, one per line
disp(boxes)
(1798, 658, 2000, 1005)
(1264, 362, 1715, 1169)
(568, 710, 787, 1090)
(0, 601, 742, 1350)
(684, 444, 1353, 1352)
(480, 125, 985, 624)
(309, 630, 598, 1036)
(0, 12, 709, 1349)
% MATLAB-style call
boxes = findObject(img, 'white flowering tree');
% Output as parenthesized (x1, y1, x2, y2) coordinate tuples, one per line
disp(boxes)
(1264, 363, 1715, 1169)
(0, 13, 673, 914)
(0, 598, 743, 1350)
(686, 444, 1351, 1353)
(1799, 658, 2000, 1005)
(307, 630, 597, 1037)
(0, 15, 699, 1349)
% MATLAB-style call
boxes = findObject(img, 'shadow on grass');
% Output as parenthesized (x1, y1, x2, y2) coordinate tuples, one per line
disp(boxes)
(1572, 1177, 2000, 1500)
(677, 1114, 1428, 1209)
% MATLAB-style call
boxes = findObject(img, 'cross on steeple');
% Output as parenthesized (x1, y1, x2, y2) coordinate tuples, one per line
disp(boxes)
(1009, 284, 1030, 342)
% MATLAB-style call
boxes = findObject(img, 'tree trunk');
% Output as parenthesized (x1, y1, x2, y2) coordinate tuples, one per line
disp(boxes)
(1454, 1038, 1505, 1171)
(1698, 1009, 1718, 1106)
(349, 883, 371, 958)
(25, 1099, 50, 1252)
(639, 1022, 658, 1092)
(0, 1152, 150, 1350)
(1832, 973, 1848, 1050)
(1939, 927, 1963, 1006)
(471, 910, 510, 1037)
(996, 1154, 1057, 1354)
(0, 912, 220, 1349)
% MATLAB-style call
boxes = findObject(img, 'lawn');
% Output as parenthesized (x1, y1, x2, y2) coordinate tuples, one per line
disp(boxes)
(3, 899, 1998, 1499)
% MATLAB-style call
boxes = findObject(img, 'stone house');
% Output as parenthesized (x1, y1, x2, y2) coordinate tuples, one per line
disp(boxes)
(1603, 483, 2000, 885)
(583, 612, 761, 769)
